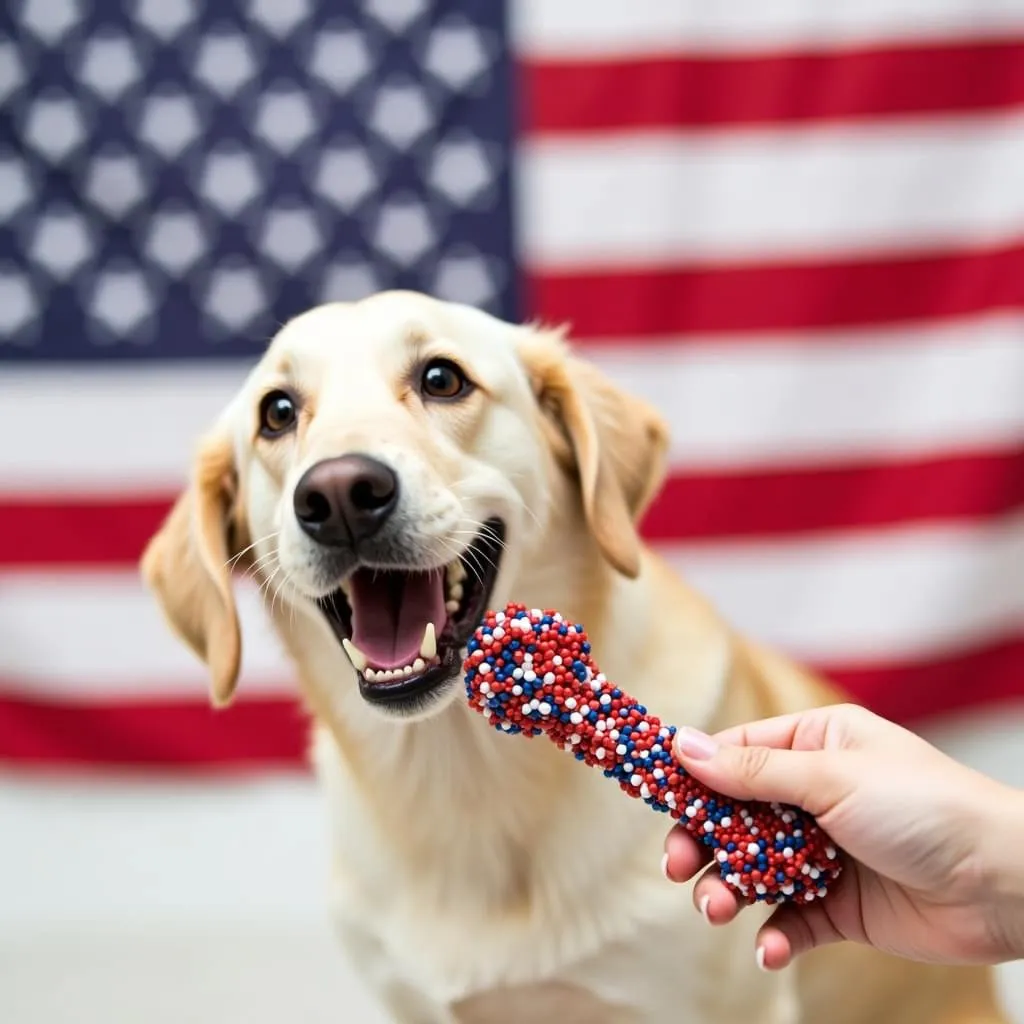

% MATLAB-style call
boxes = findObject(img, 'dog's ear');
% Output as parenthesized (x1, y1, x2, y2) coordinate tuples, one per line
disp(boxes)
(140, 430, 246, 707)
(519, 327, 670, 578)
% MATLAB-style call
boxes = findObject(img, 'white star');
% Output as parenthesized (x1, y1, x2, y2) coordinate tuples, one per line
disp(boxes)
(29, 207, 92, 279)
(257, 206, 323, 271)
(428, 136, 496, 207)
(309, 27, 372, 94)
(422, 20, 490, 92)
(246, 0, 310, 38)
(252, 85, 316, 154)
(194, 32, 257, 98)
(204, 262, 266, 331)
(145, 207, 207, 276)
(0, 41, 27, 104)
(89, 266, 155, 337)
(311, 144, 376, 211)
(197, 146, 262, 216)
(84, 151, 146, 219)
(371, 196, 436, 265)
(0, 271, 38, 338)
(362, 0, 426, 33)
(24, 94, 86, 163)
(0, 158, 34, 222)
(19, 0, 81, 44)
(138, 91, 202, 159)
(367, 80, 433, 149)
(77, 32, 143, 102)
(321, 259, 381, 303)
(433, 250, 499, 308)
(131, 0, 196, 41)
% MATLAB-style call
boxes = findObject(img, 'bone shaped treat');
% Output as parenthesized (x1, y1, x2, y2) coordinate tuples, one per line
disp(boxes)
(463, 604, 843, 906)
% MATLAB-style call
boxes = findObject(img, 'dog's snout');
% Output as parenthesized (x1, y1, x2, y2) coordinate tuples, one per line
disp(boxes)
(293, 455, 399, 547)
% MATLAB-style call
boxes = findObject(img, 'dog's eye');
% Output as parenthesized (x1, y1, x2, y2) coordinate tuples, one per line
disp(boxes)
(420, 359, 471, 400)
(259, 390, 298, 436)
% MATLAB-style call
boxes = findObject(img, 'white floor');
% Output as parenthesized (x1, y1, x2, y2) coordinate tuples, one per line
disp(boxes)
(1, 704, 1022, 1024)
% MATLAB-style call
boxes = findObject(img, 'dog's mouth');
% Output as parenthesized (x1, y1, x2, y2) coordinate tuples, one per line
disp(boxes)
(316, 518, 505, 710)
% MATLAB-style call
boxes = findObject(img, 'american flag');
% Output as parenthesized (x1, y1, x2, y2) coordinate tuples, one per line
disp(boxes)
(3, 3, 1024, 1015)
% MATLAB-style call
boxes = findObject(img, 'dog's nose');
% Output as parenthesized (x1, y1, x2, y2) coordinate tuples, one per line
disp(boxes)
(293, 455, 399, 547)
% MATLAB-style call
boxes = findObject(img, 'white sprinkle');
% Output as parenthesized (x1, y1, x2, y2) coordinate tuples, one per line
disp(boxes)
(653, 768, 665, 780)
(512, 669, 523, 680)
(665, 793, 676, 807)
(825, 846, 837, 859)
(640, 784, 651, 799)
(615, 744, 627, 756)
(524, 671, 537, 683)
(570, 733, 581, 744)
(703, 821, 714, 833)
(693, 799, 703, 810)
(501, 722, 512, 731)
(512, 684, 523, 696)
(743, 816, 754, 827)
(631, 774, 643, 787)
(805, 892, 816, 902)
(776, 831, 786, 842)
(747, 843, 760, 855)
(685, 806, 697, 819)
(810, 868, 820, 880)
(595, 720, 607, 732)
(750, 827, 760, 836)
(495, 611, 506, 622)
(543, 672, 555, 685)
(755, 883, 767, 895)
(552, 655, 562, 666)
(801, 864, 812, 875)
(596, 673, 607, 684)
(521, 704, 532, 716)
(623, 762, 633, 772)
(720, 816, 731, 828)
(716, 851, 728, 863)
(600, 694, 611, 706)
(783, 847, 794, 858)
(538, 702, 552, 715)
(609, 730, 620, 740)
(781, 812, 794, 824)
(564, 697, 577, 710)
(530, 698, 540, 710)
(478, 663, 491, 675)
(481, 634, 492, 645)
(479, 682, 491, 695)
(782, 884, 794, 896)
(637, 721, 650, 732)
(659, 727, 671, 738)
(595, 748, 606, 760)
(570, 712, 583, 725)
(492, 626, 505, 640)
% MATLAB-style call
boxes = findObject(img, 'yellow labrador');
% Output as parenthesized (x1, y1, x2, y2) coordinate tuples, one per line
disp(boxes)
(142, 291, 1007, 1023)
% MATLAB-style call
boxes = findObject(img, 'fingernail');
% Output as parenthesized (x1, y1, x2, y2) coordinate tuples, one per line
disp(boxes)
(660, 852, 671, 880)
(756, 946, 768, 972)
(699, 894, 711, 924)
(674, 726, 719, 760)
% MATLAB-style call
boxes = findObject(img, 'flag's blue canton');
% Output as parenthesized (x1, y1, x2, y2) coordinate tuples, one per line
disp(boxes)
(0, 0, 515, 362)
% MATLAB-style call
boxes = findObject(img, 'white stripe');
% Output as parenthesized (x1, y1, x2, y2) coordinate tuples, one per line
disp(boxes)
(6, 511, 1024, 698)
(584, 313, 1024, 469)
(4, 314, 1024, 487)
(0, 573, 293, 697)
(513, 0, 1024, 58)
(663, 509, 1024, 663)
(521, 110, 1024, 268)
(0, 361, 249, 491)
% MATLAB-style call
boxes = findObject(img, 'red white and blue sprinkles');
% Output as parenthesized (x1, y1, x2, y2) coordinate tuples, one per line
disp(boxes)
(464, 604, 842, 906)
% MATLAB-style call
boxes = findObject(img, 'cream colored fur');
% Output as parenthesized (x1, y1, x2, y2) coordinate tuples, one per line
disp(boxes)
(141, 291, 1007, 1023)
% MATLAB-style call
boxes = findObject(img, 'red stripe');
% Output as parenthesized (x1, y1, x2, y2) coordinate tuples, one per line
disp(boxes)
(0, 639, 1020, 766)
(642, 448, 1024, 540)
(527, 239, 1024, 338)
(523, 38, 1024, 133)
(6, 446, 1024, 567)
(819, 635, 1024, 726)
(0, 693, 309, 770)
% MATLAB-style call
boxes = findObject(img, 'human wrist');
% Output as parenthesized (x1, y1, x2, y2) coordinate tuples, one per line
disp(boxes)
(980, 782, 1024, 960)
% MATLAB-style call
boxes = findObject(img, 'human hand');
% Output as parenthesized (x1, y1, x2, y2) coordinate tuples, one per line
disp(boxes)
(662, 703, 1024, 971)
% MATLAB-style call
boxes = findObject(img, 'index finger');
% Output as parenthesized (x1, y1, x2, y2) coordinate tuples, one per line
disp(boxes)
(710, 706, 834, 752)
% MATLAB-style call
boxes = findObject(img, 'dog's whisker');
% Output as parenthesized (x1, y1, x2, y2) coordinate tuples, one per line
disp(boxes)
(225, 531, 280, 571)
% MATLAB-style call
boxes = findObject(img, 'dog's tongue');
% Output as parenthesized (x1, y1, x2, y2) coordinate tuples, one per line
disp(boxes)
(348, 569, 446, 670)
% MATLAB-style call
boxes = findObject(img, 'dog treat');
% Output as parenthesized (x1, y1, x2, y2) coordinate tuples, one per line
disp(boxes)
(464, 604, 843, 906)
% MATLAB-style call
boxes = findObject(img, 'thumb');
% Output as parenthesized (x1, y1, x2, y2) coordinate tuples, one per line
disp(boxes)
(672, 727, 852, 818)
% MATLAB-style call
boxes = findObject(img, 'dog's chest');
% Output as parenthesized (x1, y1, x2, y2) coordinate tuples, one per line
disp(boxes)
(314, 727, 790, 1022)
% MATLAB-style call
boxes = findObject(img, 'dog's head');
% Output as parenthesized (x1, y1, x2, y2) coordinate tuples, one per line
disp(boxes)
(141, 291, 668, 720)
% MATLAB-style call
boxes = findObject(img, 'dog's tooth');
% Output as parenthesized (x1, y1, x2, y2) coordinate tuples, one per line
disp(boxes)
(449, 583, 463, 602)
(379, 669, 394, 682)
(446, 560, 466, 584)
(420, 621, 437, 660)
(412, 657, 425, 673)
(445, 600, 459, 613)
(403, 665, 413, 677)
(341, 639, 368, 673)
(364, 668, 377, 682)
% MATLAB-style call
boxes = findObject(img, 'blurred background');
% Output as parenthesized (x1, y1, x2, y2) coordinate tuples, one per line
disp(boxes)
(2, 1, 1024, 1021)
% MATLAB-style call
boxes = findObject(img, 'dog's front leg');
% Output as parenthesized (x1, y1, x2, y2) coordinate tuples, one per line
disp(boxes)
(333, 916, 456, 1024)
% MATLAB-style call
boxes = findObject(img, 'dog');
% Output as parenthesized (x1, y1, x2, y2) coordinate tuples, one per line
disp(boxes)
(141, 290, 1008, 1023)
